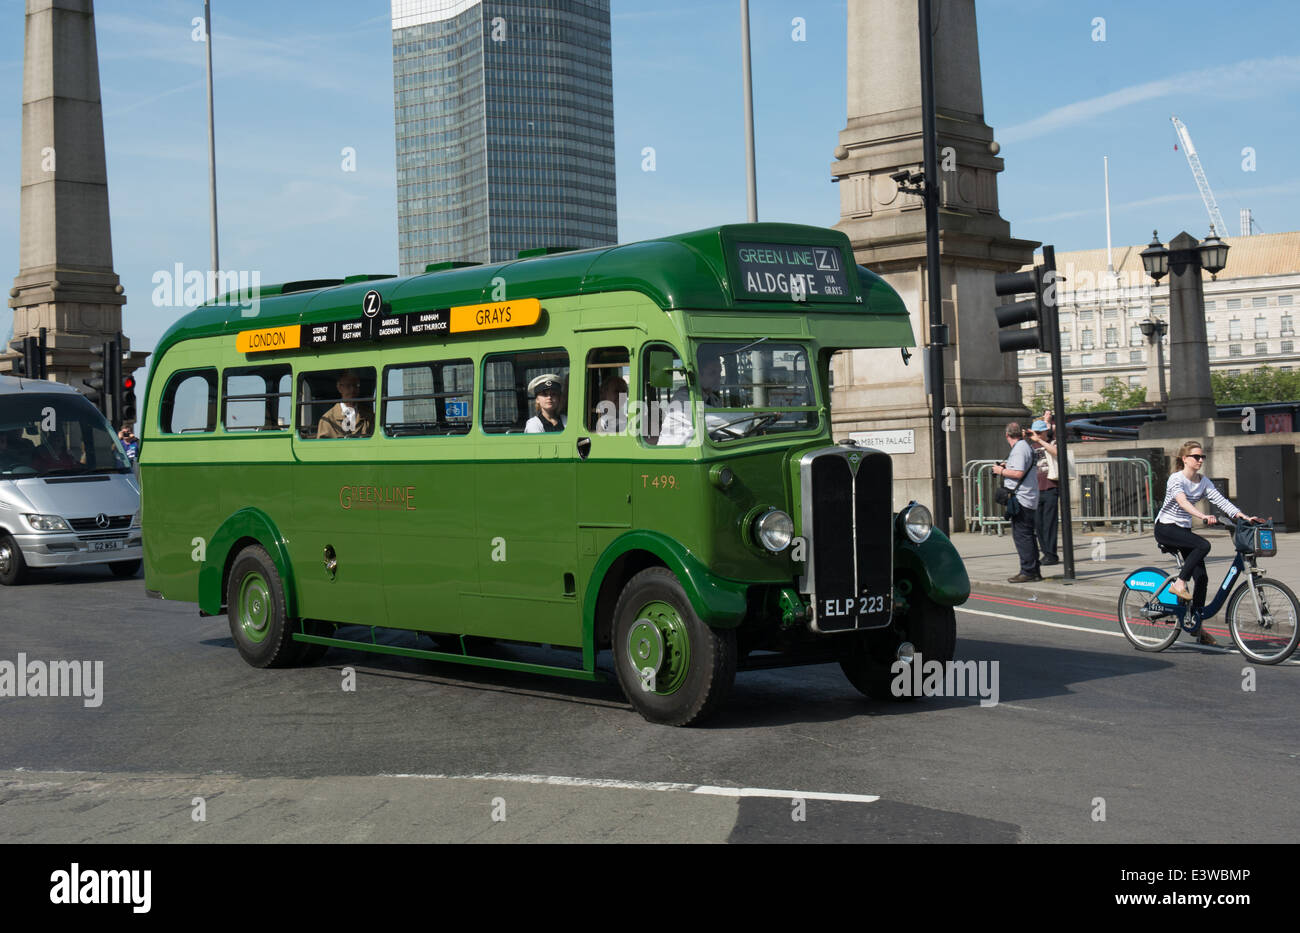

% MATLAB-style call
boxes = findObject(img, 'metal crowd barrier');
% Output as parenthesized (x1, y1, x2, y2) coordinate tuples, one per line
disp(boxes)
(963, 456, 1153, 535)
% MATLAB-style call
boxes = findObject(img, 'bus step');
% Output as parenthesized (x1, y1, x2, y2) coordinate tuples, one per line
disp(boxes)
(291, 631, 607, 683)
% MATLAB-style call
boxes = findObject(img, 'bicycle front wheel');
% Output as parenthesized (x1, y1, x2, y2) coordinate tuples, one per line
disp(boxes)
(1118, 577, 1181, 652)
(1227, 578, 1300, 664)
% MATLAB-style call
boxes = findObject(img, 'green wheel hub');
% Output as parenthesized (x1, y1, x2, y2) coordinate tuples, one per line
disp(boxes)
(237, 572, 272, 644)
(627, 600, 691, 695)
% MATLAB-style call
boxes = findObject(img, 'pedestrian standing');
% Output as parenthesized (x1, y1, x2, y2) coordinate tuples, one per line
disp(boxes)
(1029, 419, 1059, 566)
(993, 422, 1040, 582)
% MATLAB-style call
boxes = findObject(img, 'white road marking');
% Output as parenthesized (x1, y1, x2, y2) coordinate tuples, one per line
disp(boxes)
(384, 771, 880, 803)
(957, 606, 1124, 637)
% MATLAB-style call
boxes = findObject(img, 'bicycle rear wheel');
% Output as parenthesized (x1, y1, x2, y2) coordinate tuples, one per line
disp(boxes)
(1118, 577, 1182, 652)
(1227, 578, 1300, 664)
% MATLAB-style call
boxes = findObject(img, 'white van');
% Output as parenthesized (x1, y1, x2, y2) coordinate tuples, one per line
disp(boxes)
(0, 374, 141, 585)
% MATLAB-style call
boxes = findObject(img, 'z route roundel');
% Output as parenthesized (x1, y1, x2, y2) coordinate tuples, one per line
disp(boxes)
(362, 289, 383, 318)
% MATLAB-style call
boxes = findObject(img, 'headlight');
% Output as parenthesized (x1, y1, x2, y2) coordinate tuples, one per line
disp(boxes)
(25, 514, 70, 532)
(131, 510, 142, 528)
(901, 502, 932, 543)
(755, 509, 793, 552)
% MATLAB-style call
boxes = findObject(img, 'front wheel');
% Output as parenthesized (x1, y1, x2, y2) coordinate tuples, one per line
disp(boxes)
(0, 533, 28, 586)
(109, 559, 142, 578)
(611, 567, 736, 726)
(1118, 576, 1181, 652)
(839, 590, 956, 701)
(1227, 577, 1300, 664)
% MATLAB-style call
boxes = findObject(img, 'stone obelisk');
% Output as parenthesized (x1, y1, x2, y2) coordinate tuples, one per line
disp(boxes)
(3, 0, 146, 387)
(830, 0, 1037, 525)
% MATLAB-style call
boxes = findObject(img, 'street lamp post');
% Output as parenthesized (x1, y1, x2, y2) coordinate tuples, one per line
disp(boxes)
(1138, 317, 1168, 406)
(1140, 229, 1229, 423)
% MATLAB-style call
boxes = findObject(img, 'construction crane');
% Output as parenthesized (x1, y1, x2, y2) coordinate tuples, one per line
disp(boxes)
(1171, 115, 1227, 235)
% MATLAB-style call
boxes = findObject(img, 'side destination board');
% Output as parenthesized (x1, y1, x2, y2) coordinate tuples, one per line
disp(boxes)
(237, 298, 541, 354)
(732, 241, 852, 301)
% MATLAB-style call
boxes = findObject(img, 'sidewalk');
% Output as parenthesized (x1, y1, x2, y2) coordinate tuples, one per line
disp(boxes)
(949, 526, 1299, 611)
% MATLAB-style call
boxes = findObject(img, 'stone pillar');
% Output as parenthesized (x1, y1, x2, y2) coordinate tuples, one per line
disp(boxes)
(1165, 231, 1215, 423)
(830, 0, 1038, 523)
(3, 0, 148, 389)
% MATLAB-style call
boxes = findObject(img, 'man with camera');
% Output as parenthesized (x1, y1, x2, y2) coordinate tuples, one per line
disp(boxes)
(993, 422, 1040, 583)
(1028, 419, 1059, 566)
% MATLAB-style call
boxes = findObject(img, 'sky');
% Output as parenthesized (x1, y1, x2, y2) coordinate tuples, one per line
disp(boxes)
(1, 0, 1297, 359)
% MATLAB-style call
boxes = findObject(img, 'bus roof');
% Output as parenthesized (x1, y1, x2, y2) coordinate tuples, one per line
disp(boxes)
(152, 223, 908, 363)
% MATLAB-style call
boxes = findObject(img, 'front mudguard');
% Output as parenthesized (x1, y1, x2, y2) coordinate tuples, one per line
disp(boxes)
(197, 508, 297, 618)
(895, 527, 970, 607)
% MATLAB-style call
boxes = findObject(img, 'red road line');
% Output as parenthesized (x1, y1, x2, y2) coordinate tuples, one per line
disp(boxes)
(969, 592, 1232, 638)
(970, 592, 1114, 621)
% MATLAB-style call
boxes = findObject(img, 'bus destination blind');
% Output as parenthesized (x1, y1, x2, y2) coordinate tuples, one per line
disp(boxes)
(237, 298, 541, 354)
(732, 241, 851, 301)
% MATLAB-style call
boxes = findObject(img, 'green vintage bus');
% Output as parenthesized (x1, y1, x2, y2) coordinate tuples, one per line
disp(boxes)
(141, 223, 969, 725)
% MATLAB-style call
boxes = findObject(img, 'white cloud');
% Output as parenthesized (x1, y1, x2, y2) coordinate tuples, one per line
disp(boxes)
(1001, 56, 1300, 144)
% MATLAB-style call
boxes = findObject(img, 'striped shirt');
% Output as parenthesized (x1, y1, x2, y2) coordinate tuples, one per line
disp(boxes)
(1156, 472, 1240, 528)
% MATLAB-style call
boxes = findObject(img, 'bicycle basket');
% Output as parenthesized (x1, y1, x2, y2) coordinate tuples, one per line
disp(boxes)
(1234, 520, 1277, 557)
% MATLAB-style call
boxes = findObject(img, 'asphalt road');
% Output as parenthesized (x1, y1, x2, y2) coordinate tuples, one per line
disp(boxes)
(1, 566, 1296, 843)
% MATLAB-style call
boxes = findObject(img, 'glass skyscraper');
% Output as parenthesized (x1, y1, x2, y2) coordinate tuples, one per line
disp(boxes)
(392, 0, 618, 274)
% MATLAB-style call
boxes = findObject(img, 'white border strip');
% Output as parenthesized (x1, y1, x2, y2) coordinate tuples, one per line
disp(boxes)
(384, 772, 879, 803)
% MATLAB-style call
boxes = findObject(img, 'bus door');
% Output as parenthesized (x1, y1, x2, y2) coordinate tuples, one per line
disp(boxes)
(574, 341, 634, 592)
(289, 365, 388, 627)
(469, 347, 580, 646)
(375, 357, 477, 635)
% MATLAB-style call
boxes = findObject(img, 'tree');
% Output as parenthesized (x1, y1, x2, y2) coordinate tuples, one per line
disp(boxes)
(1211, 366, 1300, 405)
(1070, 381, 1146, 413)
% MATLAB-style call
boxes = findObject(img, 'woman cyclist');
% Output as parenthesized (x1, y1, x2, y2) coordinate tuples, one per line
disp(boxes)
(1154, 441, 1261, 645)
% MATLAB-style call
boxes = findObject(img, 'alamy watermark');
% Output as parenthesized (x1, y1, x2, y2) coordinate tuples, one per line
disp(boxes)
(0, 653, 103, 708)
(49, 863, 150, 913)
(152, 263, 261, 317)
(890, 653, 999, 707)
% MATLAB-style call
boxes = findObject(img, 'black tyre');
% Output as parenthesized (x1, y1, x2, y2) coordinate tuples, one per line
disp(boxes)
(297, 620, 334, 664)
(1227, 577, 1300, 664)
(0, 532, 28, 586)
(1117, 575, 1181, 652)
(109, 559, 142, 578)
(225, 545, 301, 668)
(839, 590, 956, 701)
(611, 567, 736, 726)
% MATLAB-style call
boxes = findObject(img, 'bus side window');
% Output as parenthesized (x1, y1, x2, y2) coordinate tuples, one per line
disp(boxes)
(298, 368, 376, 439)
(160, 369, 218, 434)
(482, 348, 570, 434)
(586, 347, 629, 434)
(641, 344, 690, 446)
(223, 365, 291, 432)
(383, 359, 473, 437)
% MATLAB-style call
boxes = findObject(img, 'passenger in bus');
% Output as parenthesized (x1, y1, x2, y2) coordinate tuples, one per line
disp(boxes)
(316, 370, 374, 438)
(595, 373, 628, 434)
(524, 373, 567, 433)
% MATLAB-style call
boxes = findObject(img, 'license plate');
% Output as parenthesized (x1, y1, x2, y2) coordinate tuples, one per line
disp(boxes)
(91, 540, 124, 552)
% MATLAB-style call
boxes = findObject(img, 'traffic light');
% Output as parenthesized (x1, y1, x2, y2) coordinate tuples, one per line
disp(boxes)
(994, 267, 1052, 353)
(87, 336, 123, 424)
(122, 373, 137, 424)
(6, 333, 46, 379)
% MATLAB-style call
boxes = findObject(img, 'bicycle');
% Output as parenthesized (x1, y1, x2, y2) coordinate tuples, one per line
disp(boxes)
(1117, 519, 1299, 664)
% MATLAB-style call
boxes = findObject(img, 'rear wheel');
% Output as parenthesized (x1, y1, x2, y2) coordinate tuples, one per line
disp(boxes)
(226, 545, 301, 668)
(1227, 578, 1300, 664)
(0, 533, 28, 586)
(611, 567, 736, 726)
(839, 590, 956, 701)
(1118, 576, 1181, 652)
(109, 559, 141, 578)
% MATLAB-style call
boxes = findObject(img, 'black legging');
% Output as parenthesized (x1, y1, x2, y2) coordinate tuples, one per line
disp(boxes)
(1154, 522, 1211, 608)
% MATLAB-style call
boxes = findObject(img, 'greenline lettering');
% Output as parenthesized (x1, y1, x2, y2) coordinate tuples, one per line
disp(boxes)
(338, 484, 417, 511)
(736, 247, 814, 266)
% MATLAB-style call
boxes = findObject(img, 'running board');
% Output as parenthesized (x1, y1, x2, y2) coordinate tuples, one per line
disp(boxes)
(291, 632, 607, 683)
